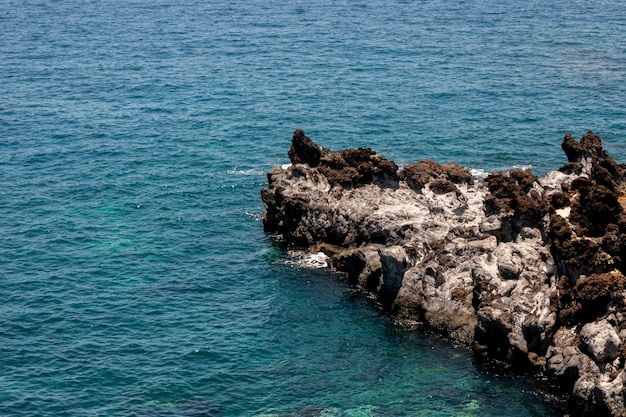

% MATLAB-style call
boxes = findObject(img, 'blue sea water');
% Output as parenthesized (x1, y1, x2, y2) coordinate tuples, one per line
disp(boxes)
(1, 0, 625, 415)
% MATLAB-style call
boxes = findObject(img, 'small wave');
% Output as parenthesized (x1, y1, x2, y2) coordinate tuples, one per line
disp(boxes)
(469, 168, 489, 179)
(245, 211, 262, 221)
(511, 164, 533, 171)
(469, 164, 534, 179)
(226, 168, 266, 176)
(284, 250, 329, 269)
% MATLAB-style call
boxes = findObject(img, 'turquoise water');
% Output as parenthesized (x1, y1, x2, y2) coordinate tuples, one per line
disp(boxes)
(1, 0, 624, 415)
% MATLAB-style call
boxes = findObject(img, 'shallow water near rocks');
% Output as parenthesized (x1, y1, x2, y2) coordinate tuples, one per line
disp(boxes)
(1, 0, 624, 415)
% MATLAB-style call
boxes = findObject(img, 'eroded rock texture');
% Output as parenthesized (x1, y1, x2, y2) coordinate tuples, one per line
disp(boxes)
(261, 129, 626, 417)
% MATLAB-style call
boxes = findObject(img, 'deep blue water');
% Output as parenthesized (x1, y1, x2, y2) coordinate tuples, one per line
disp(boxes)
(1, 0, 625, 416)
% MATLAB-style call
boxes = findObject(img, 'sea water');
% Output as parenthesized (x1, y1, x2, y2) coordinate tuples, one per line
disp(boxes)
(1, 0, 625, 415)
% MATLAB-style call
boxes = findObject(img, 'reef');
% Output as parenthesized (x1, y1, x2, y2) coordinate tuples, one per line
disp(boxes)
(261, 129, 626, 417)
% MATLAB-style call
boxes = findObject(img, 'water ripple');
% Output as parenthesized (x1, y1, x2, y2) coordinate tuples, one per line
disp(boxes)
(1, 0, 622, 415)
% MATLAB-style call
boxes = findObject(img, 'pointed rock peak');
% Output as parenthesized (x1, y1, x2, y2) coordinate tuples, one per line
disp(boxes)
(562, 130, 609, 164)
(288, 129, 325, 167)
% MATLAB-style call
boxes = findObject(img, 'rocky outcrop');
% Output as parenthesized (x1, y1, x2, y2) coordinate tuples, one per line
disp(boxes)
(261, 129, 626, 417)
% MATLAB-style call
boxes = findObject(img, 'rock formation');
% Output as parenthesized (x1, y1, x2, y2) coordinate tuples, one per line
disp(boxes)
(261, 129, 626, 417)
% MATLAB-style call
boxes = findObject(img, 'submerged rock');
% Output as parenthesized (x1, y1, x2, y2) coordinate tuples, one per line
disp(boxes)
(261, 129, 626, 417)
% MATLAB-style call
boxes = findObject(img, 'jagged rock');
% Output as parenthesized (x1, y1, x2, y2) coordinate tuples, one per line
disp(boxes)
(399, 159, 473, 193)
(580, 320, 621, 363)
(378, 246, 410, 312)
(558, 272, 626, 325)
(288, 129, 327, 166)
(483, 169, 548, 242)
(329, 246, 382, 292)
(318, 147, 399, 188)
(546, 327, 583, 389)
(261, 129, 626, 417)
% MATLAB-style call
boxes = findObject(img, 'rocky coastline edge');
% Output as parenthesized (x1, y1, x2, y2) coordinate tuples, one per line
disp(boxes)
(261, 129, 626, 417)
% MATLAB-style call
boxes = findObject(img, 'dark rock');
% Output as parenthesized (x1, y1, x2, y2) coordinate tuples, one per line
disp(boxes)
(473, 309, 514, 361)
(551, 192, 571, 210)
(378, 247, 409, 312)
(602, 224, 621, 256)
(483, 169, 548, 241)
(567, 175, 621, 238)
(558, 273, 626, 325)
(319, 147, 399, 188)
(562, 130, 626, 182)
(562, 132, 588, 163)
(330, 248, 382, 293)
(429, 179, 461, 195)
(498, 262, 521, 280)
(399, 160, 473, 193)
(288, 129, 326, 166)
(560, 162, 584, 175)
(287, 128, 402, 189)
(562, 130, 606, 164)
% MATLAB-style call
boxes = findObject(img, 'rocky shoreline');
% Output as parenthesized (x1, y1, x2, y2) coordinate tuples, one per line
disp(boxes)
(261, 129, 626, 417)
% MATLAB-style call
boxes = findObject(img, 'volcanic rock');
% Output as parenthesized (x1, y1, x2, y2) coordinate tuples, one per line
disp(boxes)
(261, 129, 626, 417)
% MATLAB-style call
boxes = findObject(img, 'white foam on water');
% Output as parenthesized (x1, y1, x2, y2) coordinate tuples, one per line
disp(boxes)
(226, 168, 266, 176)
(284, 250, 329, 269)
(469, 168, 489, 179)
(511, 164, 533, 171)
(469, 164, 534, 179)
